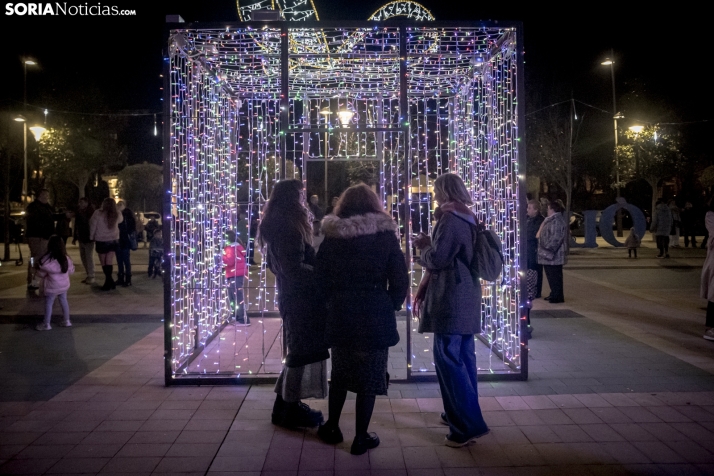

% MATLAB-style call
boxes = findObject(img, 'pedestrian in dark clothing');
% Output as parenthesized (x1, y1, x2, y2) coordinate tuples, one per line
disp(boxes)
(681, 202, 698, 247)
(526, 199, 544, 299)
(538, 200, 567, 303)
(258, 179, 328, 430)
(625, 227, 641, 258)
(25, 189, 55, 290)
(145, 217, 160, 243)
(116, 201, 137, 286)
(413, 173, 490, 448)
(73, 197, 96, 284)
(315, 184, 409, 455)
(324, 196, 339, 216)
(651, 199, 673, 258)
(700, 200, 714, 341)
(55, 210, 73, 245)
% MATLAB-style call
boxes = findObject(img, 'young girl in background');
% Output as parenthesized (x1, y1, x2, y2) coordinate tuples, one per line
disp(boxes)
(223, 229, 249, 325)
(36, 235, 75, 330)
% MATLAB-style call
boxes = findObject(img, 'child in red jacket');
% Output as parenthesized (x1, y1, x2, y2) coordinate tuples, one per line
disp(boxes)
(223, 229, 249, 325)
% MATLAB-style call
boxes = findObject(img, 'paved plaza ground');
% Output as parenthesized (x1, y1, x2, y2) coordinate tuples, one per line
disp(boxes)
(1, 236, 714, 475)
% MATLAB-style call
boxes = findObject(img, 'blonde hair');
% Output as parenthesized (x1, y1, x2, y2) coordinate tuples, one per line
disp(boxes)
(434, 173, 473, 206)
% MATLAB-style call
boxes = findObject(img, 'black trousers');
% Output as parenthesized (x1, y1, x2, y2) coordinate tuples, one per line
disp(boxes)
(707, 301, 714, 328)
(543, 264, 564, 301)
(656, 235, 670, 256)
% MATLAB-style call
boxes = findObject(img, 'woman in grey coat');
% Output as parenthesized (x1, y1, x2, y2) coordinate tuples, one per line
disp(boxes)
(414, 173, 489, 448)
(651, 199, 673, 258)
(537, 200, 567, 303)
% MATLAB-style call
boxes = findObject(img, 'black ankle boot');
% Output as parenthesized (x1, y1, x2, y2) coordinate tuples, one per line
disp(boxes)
(124, 274, 132, 287)
(101, 265, 115, 291)
(116, 273, 125, 286)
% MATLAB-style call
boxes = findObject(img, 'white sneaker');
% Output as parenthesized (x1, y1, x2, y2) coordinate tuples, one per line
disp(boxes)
(704, 329, 714, 341)
(36, 323, 51, 331)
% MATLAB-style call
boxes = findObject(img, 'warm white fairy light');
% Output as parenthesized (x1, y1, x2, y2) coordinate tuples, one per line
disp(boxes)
(168, 24, 522, 379)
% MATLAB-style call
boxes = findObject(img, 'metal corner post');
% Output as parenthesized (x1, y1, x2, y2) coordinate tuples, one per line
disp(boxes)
(162, 30, 173, 387)
(399, 24, 412, 380)
(515, 23, 528, 380)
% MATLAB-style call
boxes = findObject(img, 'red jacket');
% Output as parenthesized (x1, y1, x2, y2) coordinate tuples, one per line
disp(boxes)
(223, 243, 247, 278)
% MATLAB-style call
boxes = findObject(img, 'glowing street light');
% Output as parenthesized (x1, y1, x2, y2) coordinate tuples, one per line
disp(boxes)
(29, 126, 47, 142)
(337, 109, 354, 127)
(629, 125, 644, 134)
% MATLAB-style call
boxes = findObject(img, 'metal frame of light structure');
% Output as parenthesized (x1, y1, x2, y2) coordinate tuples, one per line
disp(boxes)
(601, 51, 623, 236)
(164, 20, 526, 386)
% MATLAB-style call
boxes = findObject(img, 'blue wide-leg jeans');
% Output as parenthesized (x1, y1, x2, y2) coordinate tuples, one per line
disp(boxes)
(434, 333, 489, 441)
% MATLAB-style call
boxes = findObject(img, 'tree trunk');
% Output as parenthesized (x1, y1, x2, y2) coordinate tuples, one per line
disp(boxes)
(76, 172, 89, 199)
(648, 177, 659, 242)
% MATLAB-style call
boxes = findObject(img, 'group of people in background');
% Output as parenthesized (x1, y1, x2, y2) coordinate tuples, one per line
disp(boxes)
(252, 174, 490, 455)
(23, 190, 164, 330)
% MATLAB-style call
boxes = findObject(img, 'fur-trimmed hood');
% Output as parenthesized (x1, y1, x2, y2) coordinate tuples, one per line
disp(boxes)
(321, 212, 398, 239)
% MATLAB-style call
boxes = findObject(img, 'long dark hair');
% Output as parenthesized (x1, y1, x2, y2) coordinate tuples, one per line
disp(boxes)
(335, 183, 386, 218)
(257, 179, 312, 248)
(100, 198, 119, 228)
(42, 235, 69, 273)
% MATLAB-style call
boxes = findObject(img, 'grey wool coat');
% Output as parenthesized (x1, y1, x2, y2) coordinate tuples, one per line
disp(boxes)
(418, 210, 482, 335)
(650, 203, 673, 236)
(537, 213, 567, 266)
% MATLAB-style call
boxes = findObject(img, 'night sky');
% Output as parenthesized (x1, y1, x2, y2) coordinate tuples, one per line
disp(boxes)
(0, 1, 708, 165)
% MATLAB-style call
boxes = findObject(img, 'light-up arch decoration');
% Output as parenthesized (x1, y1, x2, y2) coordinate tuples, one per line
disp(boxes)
(369, 1, 435, 21)
(237, 0, 319, 21)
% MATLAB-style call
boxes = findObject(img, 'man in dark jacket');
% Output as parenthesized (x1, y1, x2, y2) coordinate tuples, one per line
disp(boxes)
(526, 200, 545, 299)
(73, 197, 96, 284)
(117, 201, 137, 286)
(25, 189, 54, 289)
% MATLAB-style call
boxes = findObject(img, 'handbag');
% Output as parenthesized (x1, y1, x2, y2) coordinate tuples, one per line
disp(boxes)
(128, 231, 138, 251)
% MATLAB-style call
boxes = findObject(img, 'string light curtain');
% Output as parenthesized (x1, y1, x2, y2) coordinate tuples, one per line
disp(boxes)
(166, 23, 525, 384)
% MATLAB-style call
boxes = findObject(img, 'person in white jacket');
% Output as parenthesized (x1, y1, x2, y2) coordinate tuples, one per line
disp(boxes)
(36, 235, 75, 330)
(90, 198, 123, 290)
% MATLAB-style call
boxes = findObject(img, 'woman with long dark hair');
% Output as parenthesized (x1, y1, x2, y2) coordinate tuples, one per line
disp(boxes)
(413, 173, 490, 447)
(315, 184, 408, 455)
(90, 198, 123, 290)
(258, 179, 328, 429)
(35, 235, 75, 330)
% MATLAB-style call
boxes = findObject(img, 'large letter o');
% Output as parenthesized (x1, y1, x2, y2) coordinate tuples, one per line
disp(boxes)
(599, 202, 647, 247)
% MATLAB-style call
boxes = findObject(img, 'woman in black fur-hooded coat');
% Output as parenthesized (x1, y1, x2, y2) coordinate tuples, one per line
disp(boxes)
(258, 179, 329, 430)
(315, 183, 409, 455)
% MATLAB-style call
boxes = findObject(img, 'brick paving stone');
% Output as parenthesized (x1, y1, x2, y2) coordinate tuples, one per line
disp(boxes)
(415, 398, 444, 413)
(519, 425, 561, 444)
(402, 446, 441, 469)
(600, 441, 652, 464)
(390, 399, 420, 413)
(609, 423, 659, 442)
(669, 422, 714, 441)
(621, 406, 664, 423)
(0, 457, 59, 475)
(645, 406, 693, 423)
(501, 444, 547, 466)
(532, 409, 575, 425)
(433, 446, 477, 468)
(491, 427, 530, 445)
(589, 407, 634, 424)
(631, 442, 687, 464)
(495, 396, 530, 411)
(561, 408, 605, 425)
(94, 420, 145, 432)
(507, 410, 546, 426)
(478, 397, 504, 411)
(46, 457, 110, 473)
(521, 396, 558, 410)
(670, 405, 714, 422)
(638, 423, 691, 442)
(208, 455, 266, 472)
(33, 431, 90, 445)
(483, 411, 516, 427)
(663, 441, 714, 464)
(573, 394, 613, 408)
(548, 424, 594, 443)
(153, 455, 214, 473)
(369, 446, 406, 469)
(598, 393, 641, 407)
(98, 456, 162, 473)
(579, 424, 626, 442)
(64, 443, 123, 458)
(116, 443, 171, 457)
(14, 444, 75, 459)
(566, 442, 617, 464)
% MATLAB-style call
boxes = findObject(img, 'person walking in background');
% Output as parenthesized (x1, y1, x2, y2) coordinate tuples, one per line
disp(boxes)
(700, 199, 714, 341)
(25, 189, 55, 290)
(90, 198, 123, 291)
(35, 235, 75, 331)
(315, 184, 409, 455)
(73, 197, 95, 284)
(669, 200, 681, 248)
(526, 199, 545, 299)
(223, 229, 249, 325)
(135, 212, 146, 247)
(324, 196, 339, 215)
(145, 216, 160, 244)
(308, 194, 325, 222)
(116, 201, 137, 287)
(625, 227, 641, 258)
(681, 202, 697, 248)
(538, 200, 567, 304)
(413, 173, 490, 448)
(55, 209, 73, 245)
(258, 179, 328, 430)
(651, 199, 673, 258)
(148, 229, 163, 278)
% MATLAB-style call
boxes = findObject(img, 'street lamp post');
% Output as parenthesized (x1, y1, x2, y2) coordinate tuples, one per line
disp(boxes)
(22, 59, 37, 204)
(601, 50, 623, 236)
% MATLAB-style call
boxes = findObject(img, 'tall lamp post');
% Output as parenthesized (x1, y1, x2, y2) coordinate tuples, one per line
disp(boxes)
(601, 51, 624, 236)
(21, 58, 38, 204)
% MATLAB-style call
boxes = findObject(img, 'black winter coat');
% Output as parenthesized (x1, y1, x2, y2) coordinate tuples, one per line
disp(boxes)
(25, 200, 55, 239)
(316, 213, 409, 349)
(119, 208, 137, 249)
(526, 213, 544, 270)
(265, 227, 329, 367)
